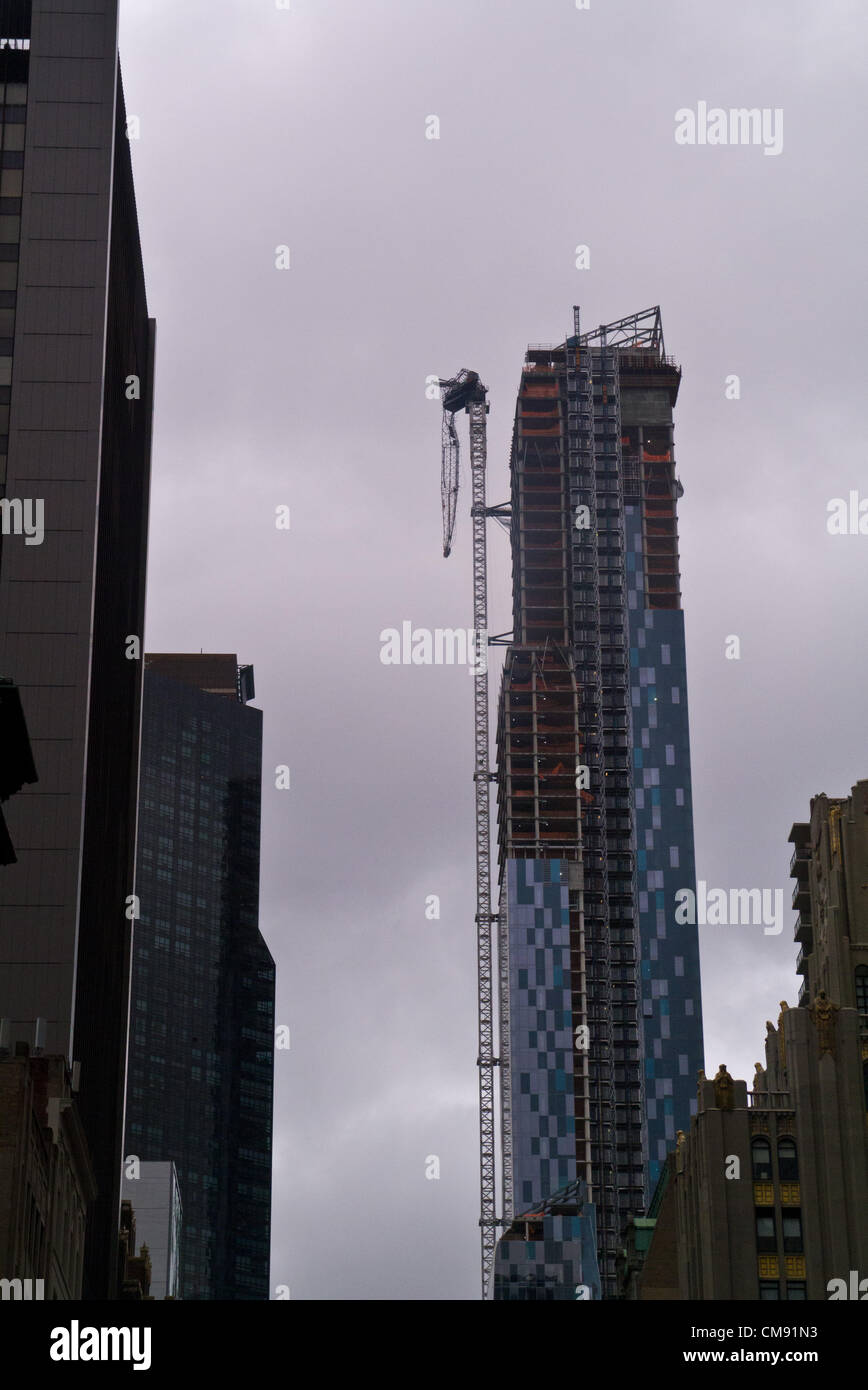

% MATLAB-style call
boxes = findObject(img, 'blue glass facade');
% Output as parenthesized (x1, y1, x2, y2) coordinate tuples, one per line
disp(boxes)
(506, 858, 577, 1209)
(626, 507, 703, 1188)
(493, 858, 602, 1298)
(491, 1181, 601, 1301)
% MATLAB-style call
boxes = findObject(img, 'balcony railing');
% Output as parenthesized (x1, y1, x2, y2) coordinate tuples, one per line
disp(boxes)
(789, 845, 810, 876)
(748, 1091, 795, 1110)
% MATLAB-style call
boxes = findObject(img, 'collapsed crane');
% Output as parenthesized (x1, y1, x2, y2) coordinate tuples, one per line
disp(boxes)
(439, 369, 481, 558)
(437, 369, 503, 1297)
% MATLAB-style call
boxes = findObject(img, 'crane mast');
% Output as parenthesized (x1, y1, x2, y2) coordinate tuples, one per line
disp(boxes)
(438, 371, 501, 1296)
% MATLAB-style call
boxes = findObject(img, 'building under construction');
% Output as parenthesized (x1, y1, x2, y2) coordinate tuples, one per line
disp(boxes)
(493, 308, 704, 1298)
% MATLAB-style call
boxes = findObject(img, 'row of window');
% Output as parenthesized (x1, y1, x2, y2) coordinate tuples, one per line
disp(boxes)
(756, 1208, 802, 1254)
(0, 84, 24, 445)
(752, 1137, 798, 1182)
(760, 1282, 805, 1300)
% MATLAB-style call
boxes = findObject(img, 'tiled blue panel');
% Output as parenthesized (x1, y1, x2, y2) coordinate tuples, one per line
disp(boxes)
(500, 858, 596, 1296)
(506, 858, 576, 1209)
(625, 505, 704, 1189)
(491, 1191, 601, 1301)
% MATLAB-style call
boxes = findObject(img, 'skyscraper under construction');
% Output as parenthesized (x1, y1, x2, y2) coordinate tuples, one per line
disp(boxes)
(493, 307, 703, 1298)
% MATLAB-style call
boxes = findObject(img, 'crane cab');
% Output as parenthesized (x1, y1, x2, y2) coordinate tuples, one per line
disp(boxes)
(442, 370, 483, 414)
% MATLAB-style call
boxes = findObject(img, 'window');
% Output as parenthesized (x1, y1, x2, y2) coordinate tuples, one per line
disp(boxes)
(778, 1138, 798, 1181)
(782, 1211, 802, 1254)
(786, 1282, 806, 1300)
(751, 1137, 772, 1181)
(0, 124, 24, 151)
(0, 168, 21, 197)
(759, 1281, 780, 1300)
(856, 965, 868, 1014)
(755, 1209, 776, 1253)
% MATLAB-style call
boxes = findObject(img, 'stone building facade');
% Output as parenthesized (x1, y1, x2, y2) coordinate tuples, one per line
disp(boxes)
(626, 781, 868, 1300)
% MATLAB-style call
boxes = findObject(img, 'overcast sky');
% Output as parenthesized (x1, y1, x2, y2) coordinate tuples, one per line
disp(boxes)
(117, 0, 868, 1298)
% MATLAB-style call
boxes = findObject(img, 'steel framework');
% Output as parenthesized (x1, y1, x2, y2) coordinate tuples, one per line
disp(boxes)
(441, 410, 459, 557)
(579, 304, 665, 356)
(438, 372, 500, 1296)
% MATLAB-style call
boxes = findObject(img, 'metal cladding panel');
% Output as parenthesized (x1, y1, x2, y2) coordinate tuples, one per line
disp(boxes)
(25, 100, 105, 147)
(26, 146, 108, 194)
(2, 526, 87, 583)
(16, 235, 106, 284)
(33, 13, 107, 57)
(21, 285, 103, 335)
(10, 428, 98, 478)
(25, 192, 106, 240)
(27, 56, 108, 100)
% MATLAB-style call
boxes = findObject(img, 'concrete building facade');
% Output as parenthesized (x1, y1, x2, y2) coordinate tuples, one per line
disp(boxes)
(630, 781, 868, 1300)
(0, 1050, 96, 1300)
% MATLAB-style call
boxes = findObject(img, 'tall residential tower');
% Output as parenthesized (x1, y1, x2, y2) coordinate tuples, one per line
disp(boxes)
(494, 307, 703, 1297)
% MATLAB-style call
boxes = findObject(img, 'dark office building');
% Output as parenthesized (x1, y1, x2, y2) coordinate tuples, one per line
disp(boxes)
(0, 676, 36, 864)
(0, 1, 154, 1298)
(493, 307, 703, 1297)
(125, 655, 274, 1301)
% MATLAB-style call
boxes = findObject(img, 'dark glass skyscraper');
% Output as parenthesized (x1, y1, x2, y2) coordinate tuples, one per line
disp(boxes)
(0, 1, 154, 1298)
(125, 654, 274, 1301)
(494, 307, 703, 1297)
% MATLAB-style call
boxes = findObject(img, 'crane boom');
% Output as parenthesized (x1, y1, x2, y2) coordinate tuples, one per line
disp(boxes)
(441, 411, 459, 558)
(438, 371, 500, 1297)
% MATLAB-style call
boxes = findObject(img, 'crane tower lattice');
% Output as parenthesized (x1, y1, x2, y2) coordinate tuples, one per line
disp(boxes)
(438, 370, 503, 1297)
